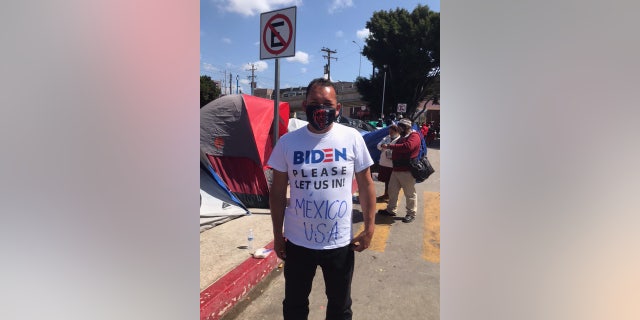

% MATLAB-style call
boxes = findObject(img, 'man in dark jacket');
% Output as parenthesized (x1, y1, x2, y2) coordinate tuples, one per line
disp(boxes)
(378, 118, 421, 223)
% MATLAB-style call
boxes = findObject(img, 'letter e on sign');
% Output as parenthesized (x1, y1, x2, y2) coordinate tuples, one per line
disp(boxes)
(260, 6, 296, 60)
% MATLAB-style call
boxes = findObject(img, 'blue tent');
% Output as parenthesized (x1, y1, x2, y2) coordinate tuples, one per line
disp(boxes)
(200, 150, 249, 230)
(361, 126, 389, 165)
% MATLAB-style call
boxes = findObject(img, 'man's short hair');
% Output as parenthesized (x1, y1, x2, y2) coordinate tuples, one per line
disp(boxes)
(305, 78, 336, 97)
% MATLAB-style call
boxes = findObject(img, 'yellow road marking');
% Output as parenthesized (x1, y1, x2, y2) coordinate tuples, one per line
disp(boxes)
(422, 192, 440, 263)
(355, 201, 393, 252)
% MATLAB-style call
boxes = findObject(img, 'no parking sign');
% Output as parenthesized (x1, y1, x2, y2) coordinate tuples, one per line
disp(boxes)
(260, 7, 296, 60)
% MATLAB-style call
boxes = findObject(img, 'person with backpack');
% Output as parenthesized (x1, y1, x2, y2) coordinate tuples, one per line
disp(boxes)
(377, 118, 421, 223)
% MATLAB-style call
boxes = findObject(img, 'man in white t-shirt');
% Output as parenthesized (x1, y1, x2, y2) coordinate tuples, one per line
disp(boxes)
(268, 78, 376, 320)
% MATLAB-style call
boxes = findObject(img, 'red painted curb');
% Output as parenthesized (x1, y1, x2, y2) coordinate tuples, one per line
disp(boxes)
(200, 240, 280, 320)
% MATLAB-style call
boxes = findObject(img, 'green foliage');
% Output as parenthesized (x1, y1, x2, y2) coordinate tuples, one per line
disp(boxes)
(356, 4, 439, 120)
(200, 75, 221, 108)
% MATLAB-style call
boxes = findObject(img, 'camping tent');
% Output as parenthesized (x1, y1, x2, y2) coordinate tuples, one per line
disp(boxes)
(200, 94, 289, 208)
(287, 118, 308, 132)
(361, 126, 389, 165)
(200, 165, 249, 231)
(200, 149, 248, 230)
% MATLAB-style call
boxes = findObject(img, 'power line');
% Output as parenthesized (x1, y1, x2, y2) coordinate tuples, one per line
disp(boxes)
(222, 70, 226, 94)
(246, 63, 257, 95)
(321, 47, 337, 80)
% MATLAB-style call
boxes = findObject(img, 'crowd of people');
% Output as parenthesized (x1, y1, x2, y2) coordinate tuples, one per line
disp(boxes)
(377, 118, 421, 223)
(420, 121, 439, 146)
(376, 115, 439, 147)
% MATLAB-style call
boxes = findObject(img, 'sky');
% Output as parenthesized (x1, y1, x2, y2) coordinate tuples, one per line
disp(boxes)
(201, 0, 440, 94)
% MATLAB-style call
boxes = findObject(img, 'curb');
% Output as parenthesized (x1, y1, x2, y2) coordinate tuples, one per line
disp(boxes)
(200, 240, 280, 320)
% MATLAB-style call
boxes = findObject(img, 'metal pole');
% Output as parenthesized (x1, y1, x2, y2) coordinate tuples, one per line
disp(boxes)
(249, 63, 256, 96)
(273, 58, 280, 147)
(352, 41, 361, 78)
(381, 70, 387, 119)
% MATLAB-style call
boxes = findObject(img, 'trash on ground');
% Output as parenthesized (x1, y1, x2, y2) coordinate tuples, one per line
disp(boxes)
(252, 248, 273, 259)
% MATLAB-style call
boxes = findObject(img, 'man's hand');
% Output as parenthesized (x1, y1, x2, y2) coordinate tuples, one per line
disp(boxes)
(274, 235, 287, 260)
(350, 230, 373, 252)
(353, 167, 376, 252)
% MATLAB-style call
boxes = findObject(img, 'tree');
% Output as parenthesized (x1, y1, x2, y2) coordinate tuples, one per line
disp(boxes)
(201, 75, 221, 107)
(355, 5, 439, 120)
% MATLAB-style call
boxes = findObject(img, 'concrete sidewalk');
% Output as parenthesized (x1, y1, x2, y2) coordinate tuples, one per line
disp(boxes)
(200, 208, 282, 320)
(200, 149, 440, 320)
(200, 176, 359, 319)
(217, 148, 440, 320)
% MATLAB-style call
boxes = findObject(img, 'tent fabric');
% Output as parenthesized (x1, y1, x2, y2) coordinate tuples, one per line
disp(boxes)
(242, 94, 289, 167)
(200, 163, 248, 230)
(200, 95, 257, 164)
(361, 126, 389, 165)
(287, 118, 308, 132)
(201, 94, 289, 208)
(206, 154, 269, 210)
(200, 94, 289, 168)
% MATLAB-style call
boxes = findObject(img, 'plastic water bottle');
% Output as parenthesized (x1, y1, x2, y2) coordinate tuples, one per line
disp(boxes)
(247, 229, 254, 252)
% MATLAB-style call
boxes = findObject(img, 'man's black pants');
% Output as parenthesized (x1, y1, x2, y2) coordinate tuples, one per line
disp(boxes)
(283, 241, 354, 320)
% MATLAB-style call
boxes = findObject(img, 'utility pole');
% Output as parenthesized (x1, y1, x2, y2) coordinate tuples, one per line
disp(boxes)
(351, 41, 361, 78)
(236, 75, 239, 94)
(222, 70, 227, 95)
(246, 63, 257, 95)
(321, 47, 337, 80)
(229, 73, 232, 95)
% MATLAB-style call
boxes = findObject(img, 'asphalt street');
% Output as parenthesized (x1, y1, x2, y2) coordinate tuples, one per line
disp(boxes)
(222, 146, 440, 320)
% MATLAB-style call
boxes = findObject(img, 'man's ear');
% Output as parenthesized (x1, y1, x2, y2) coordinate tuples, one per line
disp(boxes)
(335, 103, 341, 116)
(302, 100, 307, 108)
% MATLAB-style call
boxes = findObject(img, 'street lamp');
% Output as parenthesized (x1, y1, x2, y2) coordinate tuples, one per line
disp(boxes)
(351, 41, 362, 79)
(381, 65, 387, 119)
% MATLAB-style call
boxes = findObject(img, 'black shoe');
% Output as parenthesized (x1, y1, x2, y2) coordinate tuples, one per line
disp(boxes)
(402, 215, 415, 223)
(377, 209, 396, 217)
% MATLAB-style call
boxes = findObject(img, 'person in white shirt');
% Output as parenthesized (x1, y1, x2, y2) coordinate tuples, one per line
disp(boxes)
(268, 78, 376, 320)
(375, 124, 400, 202)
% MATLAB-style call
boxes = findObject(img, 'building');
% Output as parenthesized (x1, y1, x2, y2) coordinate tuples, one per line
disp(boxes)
(252, 83, 439, 125)
(253, 81, 370, 119)
(415, 100, 440, 125)
(252, 88, 274, 100)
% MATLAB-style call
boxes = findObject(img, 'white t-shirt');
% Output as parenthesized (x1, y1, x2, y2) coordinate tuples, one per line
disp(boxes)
(267, 123, 374, 249)
(376, 135, 400, 168)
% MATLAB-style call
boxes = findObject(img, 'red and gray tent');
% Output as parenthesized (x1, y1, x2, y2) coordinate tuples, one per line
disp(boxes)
(200, 94, 289, 208)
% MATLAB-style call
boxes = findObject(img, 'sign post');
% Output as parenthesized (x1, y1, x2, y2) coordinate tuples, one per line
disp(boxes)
(260, 6, 296, 147)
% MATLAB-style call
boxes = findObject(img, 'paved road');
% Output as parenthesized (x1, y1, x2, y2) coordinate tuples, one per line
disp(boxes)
(223, 148, 440, 320)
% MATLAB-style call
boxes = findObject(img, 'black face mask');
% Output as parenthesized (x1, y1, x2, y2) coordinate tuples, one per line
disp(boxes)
(397, 127, 406, 136)
(305, 104, 337, 131)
